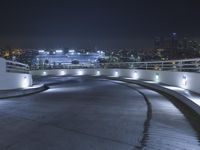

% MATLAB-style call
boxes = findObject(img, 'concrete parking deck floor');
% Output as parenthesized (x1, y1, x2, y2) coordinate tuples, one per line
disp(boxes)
(0, 76, 199, 150)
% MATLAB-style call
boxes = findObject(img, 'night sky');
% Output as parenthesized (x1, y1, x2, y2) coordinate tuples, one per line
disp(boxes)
(0, 0, 200, 49)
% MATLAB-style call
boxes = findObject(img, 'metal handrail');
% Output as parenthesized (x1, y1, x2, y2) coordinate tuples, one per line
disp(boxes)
(6, 60, 30, 74)
(31, 58, 200, 72)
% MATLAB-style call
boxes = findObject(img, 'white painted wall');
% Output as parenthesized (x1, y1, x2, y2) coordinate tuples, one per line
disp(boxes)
(0, 57, 32, 90)
(31, 68, 200, 94)
(0, 57, 6, 73)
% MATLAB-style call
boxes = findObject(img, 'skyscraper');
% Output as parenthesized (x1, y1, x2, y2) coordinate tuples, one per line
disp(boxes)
(171, 33, 178, 50)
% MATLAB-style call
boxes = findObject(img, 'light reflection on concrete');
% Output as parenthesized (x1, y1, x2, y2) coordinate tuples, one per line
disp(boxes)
(22, 84, 44, 90)
(45, 86, 88, 93)
(124, 78, 200, 107)
(112, 80, 126, 84)
(162, 86, 200, 106)
(162, 86, 185, 92)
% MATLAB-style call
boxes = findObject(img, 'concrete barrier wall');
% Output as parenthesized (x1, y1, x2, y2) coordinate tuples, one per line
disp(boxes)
(0, 57, 32, 90)
(31, 68, 200, 94)
(0, 57, 6, 73)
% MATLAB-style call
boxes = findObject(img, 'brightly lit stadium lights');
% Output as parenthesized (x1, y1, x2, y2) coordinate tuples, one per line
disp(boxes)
(69, 50, 75, 53)
(38, 50, 45, 53)
(55, 50, 63, 53)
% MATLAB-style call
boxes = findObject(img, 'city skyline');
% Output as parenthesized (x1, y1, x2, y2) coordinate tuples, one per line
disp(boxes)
(0, 35, 200, 50)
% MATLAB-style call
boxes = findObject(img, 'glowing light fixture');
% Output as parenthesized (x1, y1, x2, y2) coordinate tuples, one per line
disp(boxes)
(42, 71, 47, 76)
(22, 76, 29, 88)
(133, 71, 138, 79)
(60, 70, 66, 76)
(155, 73, 159, 81)
(77, 70, 83, 76)
(96, 70, 101, 76)
(182, 75, 187, 87)
(114, 71, 119, 77)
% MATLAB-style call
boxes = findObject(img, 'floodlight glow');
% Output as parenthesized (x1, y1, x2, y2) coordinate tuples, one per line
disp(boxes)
(22, 77, 29, 88)
(38, 50, 45, 53)
(100, 51, 105, 54)
(96, 70, 101, 76)
(42, 71, 47, 76)
(77, 70, 83, 76)
(69, 50, 75, 53)
(60, 70, 66, 76)
(114, 71, 119, 77)
(56, 50, 63, 53)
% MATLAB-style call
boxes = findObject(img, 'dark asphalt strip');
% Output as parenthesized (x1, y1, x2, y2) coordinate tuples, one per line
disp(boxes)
(110, 81, 152, 150)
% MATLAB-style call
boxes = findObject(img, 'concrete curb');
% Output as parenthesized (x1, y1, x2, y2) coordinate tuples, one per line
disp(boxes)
(0, 84, 48, 99)
(106, 77, 200, 116)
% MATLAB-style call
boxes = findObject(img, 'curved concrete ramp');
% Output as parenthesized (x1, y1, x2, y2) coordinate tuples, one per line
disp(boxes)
(0, 76, 199, 150)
